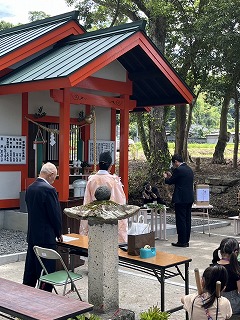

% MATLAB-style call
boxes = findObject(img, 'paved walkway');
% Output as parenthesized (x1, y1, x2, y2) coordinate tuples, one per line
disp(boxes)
(0, 219, 239, 319)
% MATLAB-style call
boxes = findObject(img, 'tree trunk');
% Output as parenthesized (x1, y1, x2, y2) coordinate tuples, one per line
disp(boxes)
(182, 103, 195, 162)
(212, 92, 232, 164)
(136, 112, 150, 161)
(175, 105, 186, 156)
(136, 15, 170, 178)
(148, 107, 170, 178)
(233, 88, 239, 168)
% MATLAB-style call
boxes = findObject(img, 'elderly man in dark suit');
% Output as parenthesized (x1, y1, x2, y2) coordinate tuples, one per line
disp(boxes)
(23, 162, 63, 291)
(164, 154, 194, 247)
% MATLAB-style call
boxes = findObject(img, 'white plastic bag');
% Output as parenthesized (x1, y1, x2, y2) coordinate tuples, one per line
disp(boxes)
(128, 215, 150, 235)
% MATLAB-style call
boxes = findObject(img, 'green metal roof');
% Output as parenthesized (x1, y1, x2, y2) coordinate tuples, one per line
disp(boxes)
(0, 18, 194, 107)
(0, 11, 82, 58)
(0, 21, 144, 83)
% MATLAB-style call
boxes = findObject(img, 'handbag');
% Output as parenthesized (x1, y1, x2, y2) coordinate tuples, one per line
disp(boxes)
(128, 231, 155, 256)
(128, 215, 150, 235)
(127, 215, 155, 256)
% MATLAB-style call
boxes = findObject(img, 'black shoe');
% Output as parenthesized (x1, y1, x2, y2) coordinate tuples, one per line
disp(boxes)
(171, 242, 189, 247)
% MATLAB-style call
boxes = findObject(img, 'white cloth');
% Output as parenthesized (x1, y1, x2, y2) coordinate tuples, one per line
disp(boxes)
(182, 292, 232, 320)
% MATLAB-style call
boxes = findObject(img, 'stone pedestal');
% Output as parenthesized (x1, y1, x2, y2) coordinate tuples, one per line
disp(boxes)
(88, 221, 119, 312)
(95, 308, 135, 319)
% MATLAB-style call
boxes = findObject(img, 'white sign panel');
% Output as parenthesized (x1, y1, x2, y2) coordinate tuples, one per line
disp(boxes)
(0, 136, 26, 164)
(88, 140, 115, 165)
(0, 171, 21, 199)
(196, 188, 209, 202)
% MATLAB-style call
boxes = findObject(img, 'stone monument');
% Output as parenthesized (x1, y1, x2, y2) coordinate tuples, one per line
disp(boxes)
(64, 185, 140, 317)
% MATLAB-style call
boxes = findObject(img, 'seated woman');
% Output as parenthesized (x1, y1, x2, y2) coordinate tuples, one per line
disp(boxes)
(79, 151, 127, 244)
(181, 265, 232, 319)
(212, 237, 240, 314)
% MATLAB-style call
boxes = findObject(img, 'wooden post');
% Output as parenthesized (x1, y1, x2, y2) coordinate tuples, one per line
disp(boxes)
(119, 103, 129, 199)
(194, 268, 203, 294)
(195, 157, 201, 171)
(59, 88, 70, 201)
(216, 281, 221, 297)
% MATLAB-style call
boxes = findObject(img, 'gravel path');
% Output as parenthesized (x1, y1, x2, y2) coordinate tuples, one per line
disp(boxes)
(0, 229, 27, 255)
(0, 215, 221, 256)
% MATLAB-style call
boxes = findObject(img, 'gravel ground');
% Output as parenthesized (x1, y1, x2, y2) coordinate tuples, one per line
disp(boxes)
(0, 229, 27, 255)
(0, 216, 221, 256)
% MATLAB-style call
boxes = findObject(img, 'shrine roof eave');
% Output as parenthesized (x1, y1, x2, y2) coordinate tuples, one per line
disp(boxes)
(0, 11, 85, 71)
(0, 20, 195, 107)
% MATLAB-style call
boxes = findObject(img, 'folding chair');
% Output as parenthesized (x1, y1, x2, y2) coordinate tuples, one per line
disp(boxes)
(33, 245, 83, 300)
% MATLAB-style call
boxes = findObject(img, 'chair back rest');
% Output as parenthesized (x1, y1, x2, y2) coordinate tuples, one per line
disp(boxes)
(33, 246, 69, 275)
(34, 246, 61, 260)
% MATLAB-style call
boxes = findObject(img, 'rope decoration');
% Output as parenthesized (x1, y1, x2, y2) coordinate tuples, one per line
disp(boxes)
(92, 108, 97, 172)
(25, 116, 92, 133)
(26, 107, 98, 170)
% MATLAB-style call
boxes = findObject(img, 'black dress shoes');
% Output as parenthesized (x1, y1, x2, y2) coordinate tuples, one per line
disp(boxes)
(171, 242, 189, 247)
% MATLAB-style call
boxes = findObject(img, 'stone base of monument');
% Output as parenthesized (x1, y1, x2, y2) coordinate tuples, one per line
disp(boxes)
(92, 308, 135, 319)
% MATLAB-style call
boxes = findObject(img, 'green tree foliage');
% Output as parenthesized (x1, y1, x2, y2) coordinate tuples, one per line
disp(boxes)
(0, 21, 14, 31)
(65, 0, 240, 166)
(28, 11, 50, 22)
(201, 0, 240, 163)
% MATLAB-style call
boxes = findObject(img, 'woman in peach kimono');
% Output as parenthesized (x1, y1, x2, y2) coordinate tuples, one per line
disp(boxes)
(79, 151, 127, 243)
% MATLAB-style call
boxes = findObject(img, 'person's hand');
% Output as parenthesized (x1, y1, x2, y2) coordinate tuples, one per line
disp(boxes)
(163, 171, 172, 178)
(58, 235, 63, 242)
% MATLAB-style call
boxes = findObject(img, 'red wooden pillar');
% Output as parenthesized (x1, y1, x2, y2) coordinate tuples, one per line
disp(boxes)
(59, 88, 70, 201)
(22, 92, 28, 190)
(119, 105, 129, 200)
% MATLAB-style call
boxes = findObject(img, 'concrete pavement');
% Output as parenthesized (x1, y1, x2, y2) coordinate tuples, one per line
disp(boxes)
(0, 218, 239, 320)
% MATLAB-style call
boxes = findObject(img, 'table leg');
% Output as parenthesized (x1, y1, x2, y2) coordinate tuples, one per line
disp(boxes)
(159, 210, 162, 240)
(207, 209, 210, 236)
(185, 262, 190, 320)
(163, 207, 167, 240)
(202, 211, 205, 234)
(155, 209, 159, 239)
(160, 268, 165, 312)
(151, 209, 154, 232)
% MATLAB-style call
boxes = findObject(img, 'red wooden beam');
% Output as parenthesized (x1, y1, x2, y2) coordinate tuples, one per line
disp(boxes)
(58, 88, 71, 201)
(0, 199, 19, 208)
(21, 92, 28, 191)
(0, 78, 71, 95)
(0, 22, 84, 71)
(76, 76, 132, 95)
(51, 89, 136, 110)
(119, 100, 130, 200)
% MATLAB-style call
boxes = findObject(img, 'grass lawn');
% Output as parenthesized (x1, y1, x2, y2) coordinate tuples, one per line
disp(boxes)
(168, 142, 239, 159)
(130, 142, 240, 160)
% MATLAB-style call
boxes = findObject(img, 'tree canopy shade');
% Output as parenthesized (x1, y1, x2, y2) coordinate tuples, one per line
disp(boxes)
(28, 11, 51, 22)
(65, 0, 240, 169)
(0, 21, 14, 31)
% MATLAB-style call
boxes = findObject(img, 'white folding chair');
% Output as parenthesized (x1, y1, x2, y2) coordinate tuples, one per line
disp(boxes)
(33, 245, 83, 300)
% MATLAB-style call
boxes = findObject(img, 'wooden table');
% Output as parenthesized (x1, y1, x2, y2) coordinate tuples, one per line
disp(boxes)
(191, 203, 213, 236)
(0, 278, 93, 320)
(59, 234, 191, 318)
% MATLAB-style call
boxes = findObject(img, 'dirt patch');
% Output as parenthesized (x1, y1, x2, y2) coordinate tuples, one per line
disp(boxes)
(128, 157, 240, 218)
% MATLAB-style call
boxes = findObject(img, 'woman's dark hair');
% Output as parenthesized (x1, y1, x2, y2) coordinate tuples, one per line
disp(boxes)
(202, 265, 228, 309)
(220, 237, 240, 275)
(98, 151, 112, 170)
(212, 237, 231, 265)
